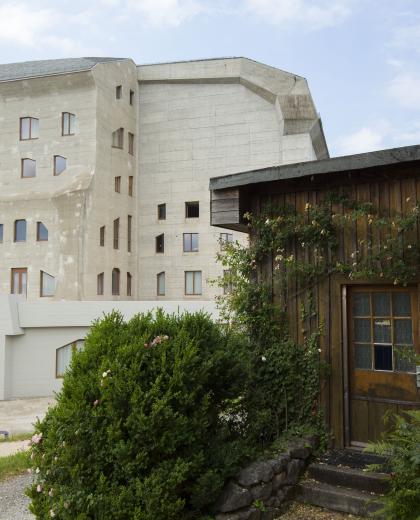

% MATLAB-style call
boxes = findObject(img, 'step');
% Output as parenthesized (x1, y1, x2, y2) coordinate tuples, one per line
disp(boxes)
(297, 480, 384, 518)
(308, 462, 390, 494)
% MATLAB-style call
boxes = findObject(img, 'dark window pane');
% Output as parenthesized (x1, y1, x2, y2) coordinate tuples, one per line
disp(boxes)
(374, 319, 391, 343)
(395, 346, 416, 373)
(355, 344, 372, 369)
(54, 156, 67, 175)
(354, 318, 371, 342)
(394, 319, 413, 345)
(352, 293, 370, 316)
(37, 222, 48, 241)
(374, 344, 393, 371)
(0, 224, 3, 242)
(372, 293, 390, 316)
(185, 201, 199, 218)
(15, 220, 26, 241)
(392, 293, 411, 316)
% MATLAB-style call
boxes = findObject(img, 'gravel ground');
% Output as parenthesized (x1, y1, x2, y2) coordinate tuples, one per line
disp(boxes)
(0, 474, 34, 519)
(0, 440, 30, 458)
(278, 502, 363, 519)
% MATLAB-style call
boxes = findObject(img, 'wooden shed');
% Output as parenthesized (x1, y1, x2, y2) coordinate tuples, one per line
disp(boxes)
(210, 144, 420, 449)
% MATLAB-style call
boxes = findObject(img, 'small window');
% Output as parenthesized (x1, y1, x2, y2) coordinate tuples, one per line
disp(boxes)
(20, 117, 39, 140)
(40, 271, 55, 297)
(156, 234, 164, 253)
(157, 272, 165, 296)
(11, 268, 27, 296)
(100, 226, 105, 247)
(97, 272, 104, 295)
(127, 272, 132, 296)
(129, 89, 134, 105)
(128, 132, 134, 155)
(37, 222, 48, 241)
(113, 218, 119, 249)
(21, 158, 36, 178)
(220, 233, 233, 249)
(158, 203, 166, 220)
(112, 268, 120, 295)
(0, 224, 3, 243)
(14, 220, 26, 242)
(185, 271, 202, 295)
(183, 233, 199, 252)
(115, 176, 121, 193)
(128, 176, 133, 197)
(54, 156, 67, 176)
(116, 85, 122, 99)
(185, 201, 199, 218)
(112, 128, 124, 149)
(62, 112, 76, 136)
(128, 215, 132, 253)
(56, 340, 84, 378)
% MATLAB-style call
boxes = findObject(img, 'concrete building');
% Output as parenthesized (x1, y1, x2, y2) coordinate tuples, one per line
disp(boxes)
(0, 56, 328, 302)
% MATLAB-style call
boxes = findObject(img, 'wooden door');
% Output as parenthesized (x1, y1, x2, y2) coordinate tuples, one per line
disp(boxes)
(348, 286, 420, 446)
(11, 268, 27, 297)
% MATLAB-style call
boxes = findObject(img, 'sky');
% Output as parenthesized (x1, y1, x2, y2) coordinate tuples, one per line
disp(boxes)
(1, 0, 420, 157)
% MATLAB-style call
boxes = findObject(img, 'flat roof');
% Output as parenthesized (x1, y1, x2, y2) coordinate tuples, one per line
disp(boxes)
(209, 144, 420, 191)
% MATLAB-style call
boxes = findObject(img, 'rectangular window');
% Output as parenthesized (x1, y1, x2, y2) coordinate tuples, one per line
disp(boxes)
(128, 132, 134, 155)
(56, 340, 84, 378)
(128, 215, 132, 253)
(112, 128, 124, 149)
(21, 158, 36, 178)
(185, 201, 199, 218)
(40, 271, 55, 297)
(115, 176, 121, 193)
(183, 233, 199, 252)
(157, 272, 165, 296)
(0, 224, 3, 243)
(128, 176, 133, 196)
(116, 85, 122, 99)
(185, 271, 202, 295)
(113, 218, 119, 249)
(100, 226, 105, 247)
(20, 117, 39, 140)
(14, 220, 26, 242)
(156, 234, 164, 253)
(127, 272, 132, 296)
(158, 203, 166, 220)
(37, 222, 48, 241)
(351, 289, 416, 373)
(130, 89, 134, 105)
(97, 273, 104, 295)
(112, 268, 120, 295)
(11, 268, 27, 297)
(62, 112, 76, 136)
(54, 156, 67, 176)
(220, 233, 233, 249)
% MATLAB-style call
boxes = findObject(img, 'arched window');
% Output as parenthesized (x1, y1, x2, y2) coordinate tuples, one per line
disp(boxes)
(112, 268, 120, 295)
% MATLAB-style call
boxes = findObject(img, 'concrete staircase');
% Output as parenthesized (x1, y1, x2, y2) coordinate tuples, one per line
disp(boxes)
(297, 458, 390, 517)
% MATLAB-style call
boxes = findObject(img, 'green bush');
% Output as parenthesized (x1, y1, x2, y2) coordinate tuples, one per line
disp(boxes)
(367, 410, 420, 520)
(27, 311, 250, 520)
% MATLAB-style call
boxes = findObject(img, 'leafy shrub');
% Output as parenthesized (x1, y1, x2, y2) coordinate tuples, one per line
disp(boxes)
(27, 311, 250, 519)
(367, 410, 420, 520)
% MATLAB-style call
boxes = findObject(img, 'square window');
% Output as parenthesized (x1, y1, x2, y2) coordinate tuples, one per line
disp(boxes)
(354, 344, 372, 370)
(183, 233, 199, 252)
(185, 201, 199, 218)
(374, 344, 393, 371)
(352, 293, 370, 316)
(158, 204, 166, 220)
(392, 293, 411, 316)
(372, 293, 390, 316)
(21, 158, 36, 178)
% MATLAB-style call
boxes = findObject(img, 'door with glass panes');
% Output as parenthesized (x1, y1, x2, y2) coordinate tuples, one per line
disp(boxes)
(348, 286, 419, 445)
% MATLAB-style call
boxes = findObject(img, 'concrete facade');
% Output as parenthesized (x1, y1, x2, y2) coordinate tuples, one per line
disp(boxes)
(0, 56, 328, 302)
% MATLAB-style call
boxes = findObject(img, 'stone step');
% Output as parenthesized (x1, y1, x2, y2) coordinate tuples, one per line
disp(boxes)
(297, 480, 384, 518)
(308, 462, 390, 494)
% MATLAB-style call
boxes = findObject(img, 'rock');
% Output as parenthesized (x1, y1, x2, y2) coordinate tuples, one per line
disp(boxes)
(261, 507, 281, 520)
(267, 454, 290, 474)
(250, 481, 272, 501)
(285, 459, 304, 484)
(216, 509, 261, 520)
(217, 482, 253, 513)
(282, 485, 295, 501)
(237, 461, 274, 487)
(274, 490, 285, 506)
(287, 440, 311, 460)
(303, 435, 319, 451)
(272, 471, 287, 490)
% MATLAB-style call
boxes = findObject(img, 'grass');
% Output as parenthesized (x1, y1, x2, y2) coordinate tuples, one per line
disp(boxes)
(0, 432, 32, 443)
(0, 451, 30, 480)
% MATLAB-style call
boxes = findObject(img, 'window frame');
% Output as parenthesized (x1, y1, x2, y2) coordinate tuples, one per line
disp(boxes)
(36, 222, 48, 242)
(127, 215, 132, 253)
(185, 201, 199, 219)
(113, 218, 119, 250)
(155, 233, 164, 254)
(183, 233, 199, 252)
(128, 176, 133, 197)
(157, 203, 166, 220)
(56, 339, 84, 379)
(62, 112, 76, 136)
(54, 155, 67, 176)
(129, 89, 134, 105)
(14, 219, 27, 242)
(97, 272, 104, 295)
(21, 158, 36, 178)
(115, 176, 121, 193)
(184, 270, 202, 296)
(112, 268, 120, 296)
(11, 267, 27, 296)
(157, 271, 165, 296)
(0, 224, 3, 243)
(19, 117, 39, 140)
(112, 128, 124, 149)
(127, 272, 132, 296)
(40, 270, 55, 298)
(116, 85, 122, 99)
(100, 226, 105, 247)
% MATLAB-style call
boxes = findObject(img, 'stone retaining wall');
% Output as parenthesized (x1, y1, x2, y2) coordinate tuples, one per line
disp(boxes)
(214, 436, 318, 520)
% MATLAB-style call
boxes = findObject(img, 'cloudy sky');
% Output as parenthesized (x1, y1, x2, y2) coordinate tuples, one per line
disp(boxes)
(1, 0, 420, 157)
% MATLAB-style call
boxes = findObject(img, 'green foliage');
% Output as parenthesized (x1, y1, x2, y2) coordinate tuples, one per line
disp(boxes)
(366, 411, 420, 520)
(0, 451, 29, 480)
(27, 311, 251, 520)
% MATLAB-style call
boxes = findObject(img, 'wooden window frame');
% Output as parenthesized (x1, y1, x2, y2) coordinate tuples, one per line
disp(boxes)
(20, 117, 39, 140)
(21, 158, 36, 178)
(157, 271, 165, 296)
(11, 267, 27, 296)
(62, 112, 76, 136)
(184, 270, 202, 296)
(36, 222, 48, 242)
